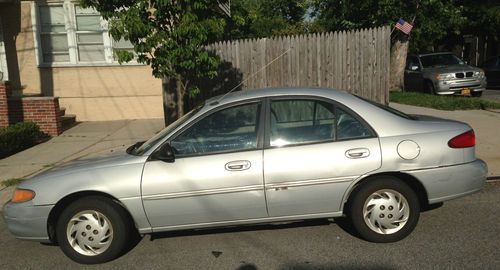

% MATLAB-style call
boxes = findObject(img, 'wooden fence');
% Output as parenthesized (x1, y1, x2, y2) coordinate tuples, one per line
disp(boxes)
(208, 26, 391, 104)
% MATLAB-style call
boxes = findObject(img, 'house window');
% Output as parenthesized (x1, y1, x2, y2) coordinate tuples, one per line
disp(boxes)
(36, 2, 135, 66)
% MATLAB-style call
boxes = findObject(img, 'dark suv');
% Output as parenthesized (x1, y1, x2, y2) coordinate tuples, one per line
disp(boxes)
(404, 52, 486, 97)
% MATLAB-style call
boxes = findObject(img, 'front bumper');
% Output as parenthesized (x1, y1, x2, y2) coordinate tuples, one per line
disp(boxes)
(2, 200, 53, 242)
(435, 78, 486, 95)
(405, 159, 487, 204)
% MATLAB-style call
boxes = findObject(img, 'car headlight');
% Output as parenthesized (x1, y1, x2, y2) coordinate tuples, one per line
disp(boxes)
(436, 73, 455, 81)
(11, 189, 36, 203)
(474, 70, 485, 78)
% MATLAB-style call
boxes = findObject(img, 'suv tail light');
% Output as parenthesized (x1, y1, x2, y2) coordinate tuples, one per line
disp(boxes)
(448, 130, 475, 148)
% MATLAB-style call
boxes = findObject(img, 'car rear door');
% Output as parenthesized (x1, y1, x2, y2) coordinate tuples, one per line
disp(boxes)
(141, 100, 268, 229)
(263, 97, 382, 217)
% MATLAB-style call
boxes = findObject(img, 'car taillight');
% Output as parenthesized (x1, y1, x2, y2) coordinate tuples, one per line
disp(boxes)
(448, 130, 475, 148)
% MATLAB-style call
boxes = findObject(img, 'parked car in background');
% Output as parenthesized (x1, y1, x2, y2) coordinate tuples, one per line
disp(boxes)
(404, 52, 486, 97)
(3, 88, 487, 264)
(480, 56, 500, 89)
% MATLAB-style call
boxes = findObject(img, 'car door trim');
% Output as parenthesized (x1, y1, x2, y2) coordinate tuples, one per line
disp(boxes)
(265, 176, 357, 190)
(142, 184, 264, 200)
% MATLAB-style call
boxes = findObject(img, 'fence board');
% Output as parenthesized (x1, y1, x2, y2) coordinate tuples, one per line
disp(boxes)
(209, 26, 390, 104)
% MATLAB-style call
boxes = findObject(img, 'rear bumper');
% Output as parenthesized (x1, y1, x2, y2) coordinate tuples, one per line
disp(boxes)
(2, 201, 53, 242)
(405, 159, 487, 204)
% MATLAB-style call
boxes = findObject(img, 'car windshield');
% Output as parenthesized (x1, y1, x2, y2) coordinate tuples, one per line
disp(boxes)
(129, 104, 204, 155)
(355, 95, 415, 120)
(420, 53, 465, 68)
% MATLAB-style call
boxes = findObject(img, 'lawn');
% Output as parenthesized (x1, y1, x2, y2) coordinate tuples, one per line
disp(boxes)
(389, 91, 500, 110)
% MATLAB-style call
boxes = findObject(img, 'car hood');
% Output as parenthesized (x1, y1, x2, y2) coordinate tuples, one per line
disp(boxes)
(424, 64, 481, 73)
(33, 150, 145, 179)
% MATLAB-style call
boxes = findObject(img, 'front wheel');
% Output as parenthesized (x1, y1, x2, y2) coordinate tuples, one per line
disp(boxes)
(348, 177, 420, 242)
(471, 91, 483, 97)
(425, 81, 436, 95)
(56, 196, 133, 264)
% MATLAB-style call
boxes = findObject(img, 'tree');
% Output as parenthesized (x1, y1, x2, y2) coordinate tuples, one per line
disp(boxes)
(312, 0, 465, 90)
(224, 0, 311, 39)
(80, 0, 227, 122)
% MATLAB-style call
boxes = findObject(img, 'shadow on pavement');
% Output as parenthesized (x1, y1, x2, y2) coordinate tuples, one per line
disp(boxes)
(149, 218, 332, 241)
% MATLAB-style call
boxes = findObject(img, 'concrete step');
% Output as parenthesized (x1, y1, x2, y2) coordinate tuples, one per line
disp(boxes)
(61, 114, 77, 131)
(58, 107, 66, 117)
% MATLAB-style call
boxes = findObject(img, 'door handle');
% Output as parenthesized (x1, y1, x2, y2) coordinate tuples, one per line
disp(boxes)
(345, 148, 370, 159)
(225, 160, 251, 171)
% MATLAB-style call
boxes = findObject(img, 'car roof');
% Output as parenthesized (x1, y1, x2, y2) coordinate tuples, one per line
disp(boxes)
(410, 52, 455, 57)
(205, 87, 354, 107)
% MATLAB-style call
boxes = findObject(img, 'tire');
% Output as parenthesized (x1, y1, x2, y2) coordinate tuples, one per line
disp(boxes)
(56, 196, 133, 264)
(471, 91, 483, 97)
(425, 81, 436, 95)
(348, 176, 420, 243)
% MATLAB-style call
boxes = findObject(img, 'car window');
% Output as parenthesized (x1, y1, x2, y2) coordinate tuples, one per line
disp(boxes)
(171, 102, 261, 156)
(405, 56, 419, 70)
(336, 108, 373, 140)
(270, 99, 335, 147)
(483, 58, 497, 68)
(420, 53, 464, 68)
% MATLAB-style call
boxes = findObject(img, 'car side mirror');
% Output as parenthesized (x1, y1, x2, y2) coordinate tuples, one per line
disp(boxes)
(410, 65, 420, 71)
(152, 143, 175, 163)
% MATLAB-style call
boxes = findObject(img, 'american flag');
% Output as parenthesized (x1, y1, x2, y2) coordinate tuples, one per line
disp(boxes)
(395, 19, 413, 34)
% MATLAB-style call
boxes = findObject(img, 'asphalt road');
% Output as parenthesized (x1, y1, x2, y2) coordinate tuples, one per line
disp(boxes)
(1, 183, 499, 270)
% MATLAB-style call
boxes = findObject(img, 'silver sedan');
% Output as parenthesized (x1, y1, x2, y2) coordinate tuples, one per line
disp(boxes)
(3, 88, 487, 264)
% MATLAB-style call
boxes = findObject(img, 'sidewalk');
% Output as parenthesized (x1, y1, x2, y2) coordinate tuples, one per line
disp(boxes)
(1, 103, 499, 207)
(391, 103, 500, 177)
(0, 119, 164, 206)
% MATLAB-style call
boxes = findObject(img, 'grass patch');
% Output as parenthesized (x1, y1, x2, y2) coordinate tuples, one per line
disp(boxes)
(390, 91, 500, 110)
(1, 178, 25, 187)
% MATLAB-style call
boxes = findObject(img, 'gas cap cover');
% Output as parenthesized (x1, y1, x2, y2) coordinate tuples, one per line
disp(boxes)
(397, 140, 420, 160)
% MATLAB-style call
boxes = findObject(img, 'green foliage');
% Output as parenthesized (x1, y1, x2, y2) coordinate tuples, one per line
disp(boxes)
(1, 178, 26, 187)
(390, 91, 500, 110)
(80, 0, 227, 98)
(225, 0, 311, 39)
(461, 0, 500, 39)
(0, 122, 42, 159)
(311, 0, 465, 52)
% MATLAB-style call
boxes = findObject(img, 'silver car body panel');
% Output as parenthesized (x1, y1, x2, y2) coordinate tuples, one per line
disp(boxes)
(141, 150, 268, 229)
(3, 87, 487, 241)
(263, 138, 381, 216)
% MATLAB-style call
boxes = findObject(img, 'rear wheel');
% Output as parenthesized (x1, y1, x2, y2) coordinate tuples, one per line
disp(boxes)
(56, 196, 133, 264)
(348, 177, 420, 242)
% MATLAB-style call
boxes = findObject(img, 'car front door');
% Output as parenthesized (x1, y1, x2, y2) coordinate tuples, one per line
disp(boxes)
(141, 101, 268, 229)
(263, 98, 382, 217)
(404, 56, 424, 91)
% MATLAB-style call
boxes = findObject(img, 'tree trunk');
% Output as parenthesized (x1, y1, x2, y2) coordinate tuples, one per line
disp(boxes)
(175, 75, 185, 118)
(162, 77, 178, 126)
(390, 34, 410, 91)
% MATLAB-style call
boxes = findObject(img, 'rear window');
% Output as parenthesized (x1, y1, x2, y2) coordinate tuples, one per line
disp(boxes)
(355, 96, 415, 120)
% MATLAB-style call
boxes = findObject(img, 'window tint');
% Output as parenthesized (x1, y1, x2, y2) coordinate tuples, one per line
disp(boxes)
(171, 103, 261, 156)
(482, 57, 498, 68)
(336, 108, 373, 140)
(270, 100, 335, 147)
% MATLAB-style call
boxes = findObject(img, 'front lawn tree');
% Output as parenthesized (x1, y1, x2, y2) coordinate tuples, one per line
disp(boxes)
(80, 0, 226, 123)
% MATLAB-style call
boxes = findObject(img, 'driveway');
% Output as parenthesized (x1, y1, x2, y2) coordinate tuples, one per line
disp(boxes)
(481, 89, 500, 102)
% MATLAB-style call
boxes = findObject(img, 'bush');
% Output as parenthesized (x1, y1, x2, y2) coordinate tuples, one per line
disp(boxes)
(0, 122, 42, 159)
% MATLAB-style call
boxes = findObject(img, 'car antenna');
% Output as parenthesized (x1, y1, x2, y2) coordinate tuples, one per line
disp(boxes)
(210, 46, 292, 106)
